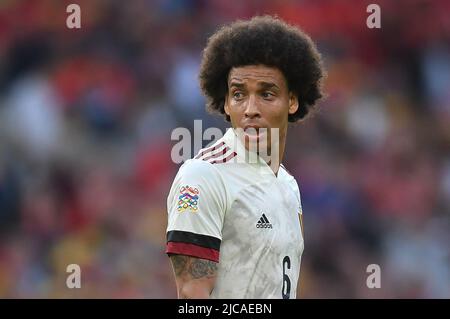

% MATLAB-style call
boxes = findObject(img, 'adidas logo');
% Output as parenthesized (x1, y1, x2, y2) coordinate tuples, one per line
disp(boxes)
(256, 213, 272, 229)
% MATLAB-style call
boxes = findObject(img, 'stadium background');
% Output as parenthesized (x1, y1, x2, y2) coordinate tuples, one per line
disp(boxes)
(0, 0, 449, 298)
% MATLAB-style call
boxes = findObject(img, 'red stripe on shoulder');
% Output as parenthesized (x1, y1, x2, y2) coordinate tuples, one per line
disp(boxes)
(210, 152, 237, 164)
(195, 142, 225, 159)
(202, 147, 229, 162)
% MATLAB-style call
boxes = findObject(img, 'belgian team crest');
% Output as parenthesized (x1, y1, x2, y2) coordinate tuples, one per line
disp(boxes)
(177, 185, 199, 212)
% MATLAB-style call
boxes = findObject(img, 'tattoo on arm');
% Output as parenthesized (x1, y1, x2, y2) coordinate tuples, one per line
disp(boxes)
(170, 255, 218, 279)
(171, 255, 188, 277)
(189, 258, 218, 279)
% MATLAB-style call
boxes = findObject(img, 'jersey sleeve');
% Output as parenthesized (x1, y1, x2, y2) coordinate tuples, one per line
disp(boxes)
(166, 159, 227, 263)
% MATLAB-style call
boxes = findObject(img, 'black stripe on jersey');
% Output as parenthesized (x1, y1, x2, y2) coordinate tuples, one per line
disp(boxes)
(262, 214, 270, 223)
(167, 230, 221, 251)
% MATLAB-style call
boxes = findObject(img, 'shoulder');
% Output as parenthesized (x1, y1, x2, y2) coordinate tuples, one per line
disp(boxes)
(179, 158, 221, 179)
(193, 137, 238, 165)
(174, 159, 226, 191)
(168, 158, 228, 209)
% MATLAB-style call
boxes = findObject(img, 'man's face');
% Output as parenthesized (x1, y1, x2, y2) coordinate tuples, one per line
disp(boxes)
(224, 65, 298, 155)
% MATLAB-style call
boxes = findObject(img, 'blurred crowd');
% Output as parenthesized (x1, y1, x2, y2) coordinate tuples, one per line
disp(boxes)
(0, 0, 449, 298)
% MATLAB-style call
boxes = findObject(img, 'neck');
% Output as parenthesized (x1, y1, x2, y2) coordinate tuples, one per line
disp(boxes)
(256, 129, 287, 176)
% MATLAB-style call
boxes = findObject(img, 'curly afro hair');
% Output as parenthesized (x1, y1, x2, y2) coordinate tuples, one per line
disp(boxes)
(199, 15, 325, 122)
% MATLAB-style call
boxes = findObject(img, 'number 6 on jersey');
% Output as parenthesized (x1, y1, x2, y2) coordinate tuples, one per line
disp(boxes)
(282, 256, 291, 299)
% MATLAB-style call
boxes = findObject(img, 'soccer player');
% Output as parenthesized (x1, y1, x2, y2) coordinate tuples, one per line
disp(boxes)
(166, 15, 325, 299)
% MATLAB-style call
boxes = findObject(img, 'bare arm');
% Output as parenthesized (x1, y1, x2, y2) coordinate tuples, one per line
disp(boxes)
(169, 254, 218, 299)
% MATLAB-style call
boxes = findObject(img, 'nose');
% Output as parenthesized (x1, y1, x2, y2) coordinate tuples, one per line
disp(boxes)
(244, 94, 261, 119)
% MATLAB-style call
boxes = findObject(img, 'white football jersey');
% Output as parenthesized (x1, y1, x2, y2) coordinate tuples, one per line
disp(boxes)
(166, 128, 304, 299)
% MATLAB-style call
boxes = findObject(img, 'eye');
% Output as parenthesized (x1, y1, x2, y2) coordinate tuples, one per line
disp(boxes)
(262, 92, 274, 99)
(233, 92, 244, 100)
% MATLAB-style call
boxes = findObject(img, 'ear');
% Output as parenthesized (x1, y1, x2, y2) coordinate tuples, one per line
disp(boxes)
(288, 92, 299, 115)
(224, 94, 230, 116)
